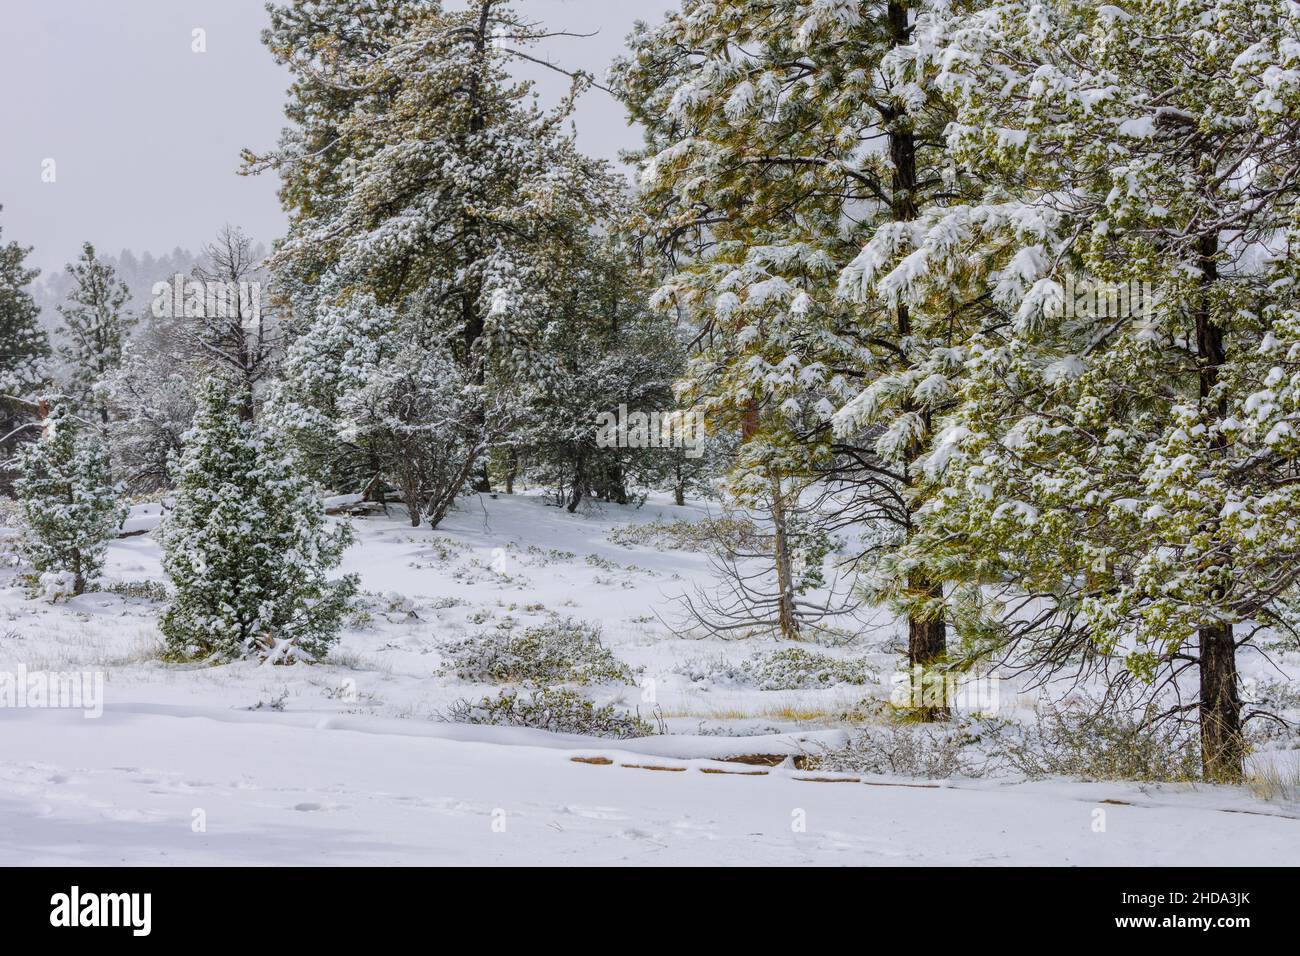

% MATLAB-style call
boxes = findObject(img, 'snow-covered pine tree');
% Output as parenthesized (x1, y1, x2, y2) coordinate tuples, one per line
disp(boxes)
(160, 378, 357, 662)
(56, 242, 133, 434)
(0, 210, 51, 492)
(510, 231, 690, 512)
(250, 0, 621, 526)
(865, 0, 1300, 780)
(15, 402, 125, 598)
(616, 0, 972, 672)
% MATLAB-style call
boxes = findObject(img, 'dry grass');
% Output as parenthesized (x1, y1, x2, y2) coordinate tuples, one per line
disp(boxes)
(1245, 758, 1300, 802)
(658, 699, 858, 724)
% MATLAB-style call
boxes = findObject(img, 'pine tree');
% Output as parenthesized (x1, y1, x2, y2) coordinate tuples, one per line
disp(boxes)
(0, 209, 51, 490)
(616, 0, 971, 670)
(161, 379, 358, 662)
(510, 232, 690, 513)
(250, 0, 620, 526)
(15, 403, 124, 598)
(56, 242, 133, 432)
(867, 0, 1300, 780)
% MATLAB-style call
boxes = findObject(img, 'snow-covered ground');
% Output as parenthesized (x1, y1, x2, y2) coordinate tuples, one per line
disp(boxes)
(1, 492, 1298, 865)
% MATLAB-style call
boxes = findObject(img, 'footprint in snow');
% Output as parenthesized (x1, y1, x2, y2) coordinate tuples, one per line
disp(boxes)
(559, 805, 628, 821)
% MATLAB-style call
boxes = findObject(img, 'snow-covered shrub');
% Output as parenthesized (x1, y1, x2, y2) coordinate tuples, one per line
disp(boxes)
(444, 688, 655, 739)
(809, 719, 988, 779)
(674, 647, 878, 690)
(37, 569, 80, 602)
(990, 701, 1200, 783)
(439, 618, 636, 686)
(14, 403, 125, 598)
(740, 647, 879, 690)
(160, 379, 358, 662)
(671, 654, 748, 685)
(607, 515, 759, 553)
(104, 579, 170, 602)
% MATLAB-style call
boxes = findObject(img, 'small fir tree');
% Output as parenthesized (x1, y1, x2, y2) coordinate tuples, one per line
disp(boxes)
(56, 242, 133, 431)
(161, 379, 357, 662)
(15, 403, 125, 598)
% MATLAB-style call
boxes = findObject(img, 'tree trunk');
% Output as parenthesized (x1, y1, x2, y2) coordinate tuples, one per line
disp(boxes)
(1192, 231, 1243, 782)
(426, 445, 486, 529)
(72, 549, 86, 596)
(607, 463, 629, 505)
(565, 452, 586, 513)
(566, 479, 583, 513)
(1199, 622, 1244, 782)
(401, 486, 421, 527)
(907, 573, 948, 719)
(770, 472, 799, 641)
(886, 0, 946, 717)
(504, 446, 517, 495)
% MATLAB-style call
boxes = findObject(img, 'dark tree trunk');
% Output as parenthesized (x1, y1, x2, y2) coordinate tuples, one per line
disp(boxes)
(886, 1, 946, 717)
(566, 453, 585, 513)
(607, 463, 629, 505)
(1192, 231, 1243, 782)
(425, 445, 486, 529)
(1199, 622, 1244, 782)
(907, 573, 948, 719)
(72, 547, 86, 596)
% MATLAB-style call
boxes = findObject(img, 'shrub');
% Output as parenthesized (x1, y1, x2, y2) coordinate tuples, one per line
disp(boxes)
(808, 719, 988, 779)
(674, 647, 878, 690)
(607, 515, 759, 553)
(439, 618, 636, 686)
(990, 700, 1201, 783)
(741, 647, 879, 690)
(104, 579, 170, 602)
(443, 688, 655, 738)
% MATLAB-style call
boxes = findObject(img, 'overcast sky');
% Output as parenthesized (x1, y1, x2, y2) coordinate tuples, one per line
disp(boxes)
(0, 0, 677, 275)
